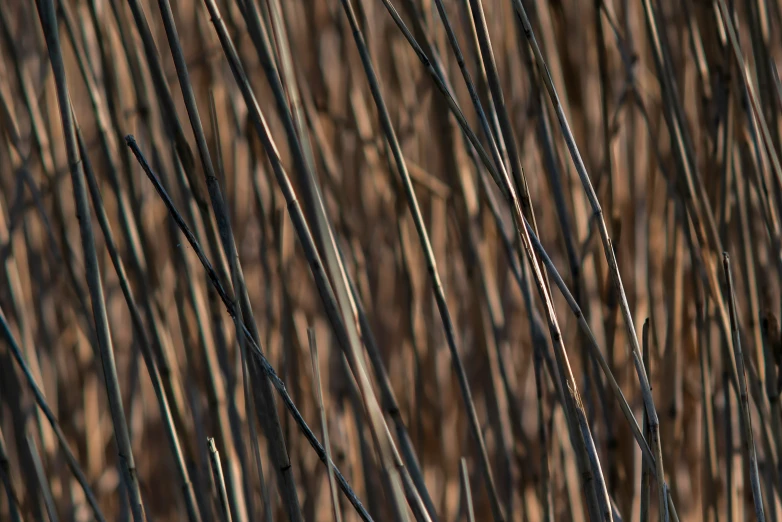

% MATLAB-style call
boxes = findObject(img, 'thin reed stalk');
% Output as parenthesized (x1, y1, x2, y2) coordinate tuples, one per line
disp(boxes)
(125, 135, 374, 522)
(509, 3, 669, 518)
(724, 253, 766, 521)
(460, 458, 476, 522)
(336, 0, 505, 518)
(154, 2, 304, 518)
(5, 1, 782, 520)
(208, 438, 232, 522)
(34, 0, 145, 519)
(0, 307, 105, 521)
(76, 125, 202, 522)
(200, 2, 413, 519)
(308, 328, 343, 522)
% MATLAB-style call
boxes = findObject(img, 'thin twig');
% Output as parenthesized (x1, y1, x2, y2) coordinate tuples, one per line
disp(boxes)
(208, 438, 233, 522)
(125, 135, 374, 522)
(34, 0, 145, 518)
(308, 328, 343, 522)
(724, 253, 766, 521)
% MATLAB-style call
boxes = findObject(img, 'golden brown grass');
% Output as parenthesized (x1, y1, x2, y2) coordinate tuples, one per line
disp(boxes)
(1, 0, 781, 520)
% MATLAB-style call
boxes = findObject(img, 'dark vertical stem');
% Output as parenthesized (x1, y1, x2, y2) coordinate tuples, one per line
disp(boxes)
(154, 2, 304, 518)
(34, 0, 145, 519)
(77, 126, 203, 522)
(125, 137, 373, 522)
(724, 253, 766, 521)
(336, 0, 502, 518)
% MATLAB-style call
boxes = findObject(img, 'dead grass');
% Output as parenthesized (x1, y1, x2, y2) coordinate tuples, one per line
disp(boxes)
(0, 0, 781, 520)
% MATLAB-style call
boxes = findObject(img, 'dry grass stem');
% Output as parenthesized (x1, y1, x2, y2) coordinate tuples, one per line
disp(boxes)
(3, 0, 782, 520)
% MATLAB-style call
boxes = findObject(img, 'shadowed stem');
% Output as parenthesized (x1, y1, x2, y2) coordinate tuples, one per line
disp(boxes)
(0, 307, 105, 522)
(153, 2, 304, 518)
(200, 1, 411, 518)
(34, 0, 145, 519)
(126, 135, 374, 522)
(724, 253, 766, 521)
(308, 328, 343, 522)
(76, 124, 202, 522)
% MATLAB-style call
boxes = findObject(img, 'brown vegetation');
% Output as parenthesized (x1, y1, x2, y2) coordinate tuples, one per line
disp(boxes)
(0, 0, 780, 520)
